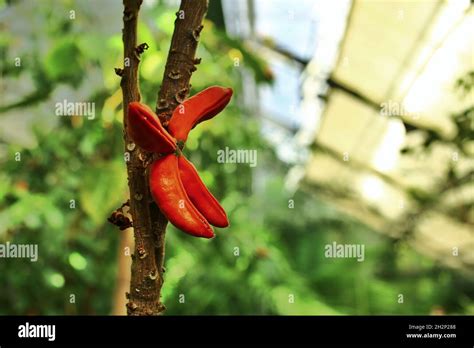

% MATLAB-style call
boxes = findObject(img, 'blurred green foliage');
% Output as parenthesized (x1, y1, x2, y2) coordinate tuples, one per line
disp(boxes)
(0, 0, 472, 315)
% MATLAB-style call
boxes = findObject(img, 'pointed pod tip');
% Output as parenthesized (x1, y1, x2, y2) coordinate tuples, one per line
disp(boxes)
(218, 86, 233, 100)
(222, 87, 233, 104)
(225, 87, 233, 96)
(207, 85, 233, 98)
(201, 230, 215, 239)
(212, 216, 230, 228)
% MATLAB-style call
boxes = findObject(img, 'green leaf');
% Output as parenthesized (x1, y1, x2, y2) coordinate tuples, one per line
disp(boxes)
(44, 39, 84, 87)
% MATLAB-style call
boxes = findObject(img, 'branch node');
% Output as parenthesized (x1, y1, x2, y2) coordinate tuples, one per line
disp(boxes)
(148, 270, 158, 280)
(115, 68, 124, 76)
(126, 301, 138, 311)
(191, 25, 204, 41)
(157, 99, 169, 111)
(168, 70, 182, 80)
(174, 87, 189, 104)
(107, 201, 133, 230)
(137, 244, 147, 259)
(127, 142, 136, 151)
(135, 42, 149, 58)
(123, 10, 134, 22)
(158, 113, 170, 126)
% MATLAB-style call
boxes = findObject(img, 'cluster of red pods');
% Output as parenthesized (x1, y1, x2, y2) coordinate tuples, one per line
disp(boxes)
(127, 86, 233, 238)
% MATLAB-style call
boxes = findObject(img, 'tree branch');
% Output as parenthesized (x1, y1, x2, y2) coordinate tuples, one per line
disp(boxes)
(117, 0, 209, 316)
(148, 0, 209, 313)
(120, 0, 164, 316)
(155, 0, 209, 124)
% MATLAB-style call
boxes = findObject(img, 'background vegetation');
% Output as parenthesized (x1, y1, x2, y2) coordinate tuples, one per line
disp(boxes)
(0, 0, 472, 315)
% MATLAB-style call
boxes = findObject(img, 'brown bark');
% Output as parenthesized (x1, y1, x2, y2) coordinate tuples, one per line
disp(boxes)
(156, 0, 209, 123)
(119, 0, 164, 316)
(116, 0, 208, 315)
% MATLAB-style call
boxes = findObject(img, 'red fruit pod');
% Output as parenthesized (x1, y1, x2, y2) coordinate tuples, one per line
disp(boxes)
(127, 102, 176, 154)
(178, 155, 229, 228)
(168, 86, 233, 143)
(149, 154, 214, 239)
